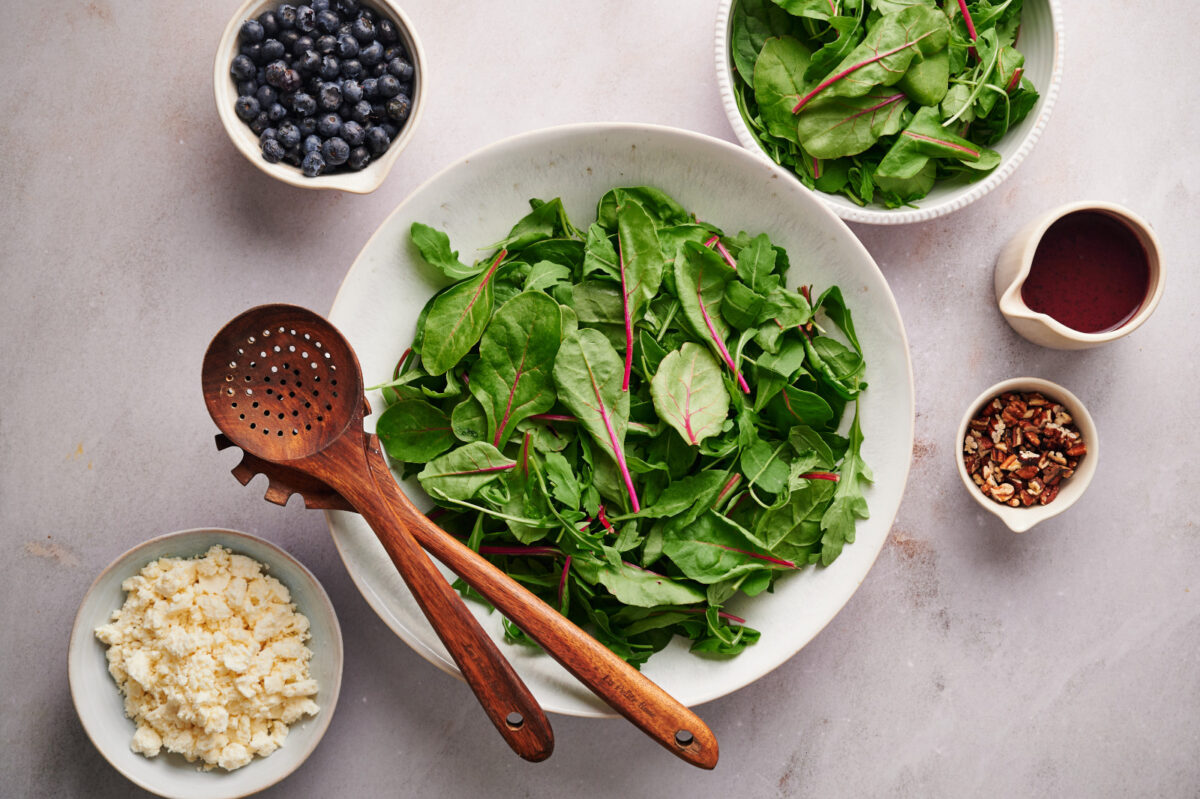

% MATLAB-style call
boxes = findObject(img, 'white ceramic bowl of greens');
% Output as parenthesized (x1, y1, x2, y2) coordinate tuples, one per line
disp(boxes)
(716, 0, 1064, 225)
(326, 122, 915, 716)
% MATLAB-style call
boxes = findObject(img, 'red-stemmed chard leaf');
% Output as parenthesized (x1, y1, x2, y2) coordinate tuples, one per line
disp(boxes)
(956, 0, 980, 60)
(552, 328, 640, 512)
(676, 241, 751, 394)
(616, 201, 664, 390)
(649, 343, 731, 446)
(704, 234, 738, 271)
(417, 441, 516, 501)
(419, 248, 507, 375)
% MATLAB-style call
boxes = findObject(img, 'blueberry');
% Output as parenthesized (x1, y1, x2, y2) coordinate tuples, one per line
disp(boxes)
(317, 112, 342, 137)
(350, 100, 372, 123)
(298, 116, 318, 135)
(340, 59, 363, 79)
(298, 49, 321, 73)
(264, 60, 288, 86)
(277, 120, 302, 148)
(316, 9, 340, 32)
(302, 134, 323, 153)
(351, 16, 375, 44)
(280, 68, 302, 92)
(347, 145, 371, 170)
(240, 42, 263, 63)
(295, 5, 316, 32)
(361, 77, 378, 98)
(318, 83, 342, 109)
(358, 6, 376, 23)
(377, 18, 399, 43)
(249, 111, 271, 134)
(319, 55, 340, 80)
(256, 66, 267, 84)
(336, 33, 359, 58)
(358, 40, 383, 66)
(371, 63, 386, 78)
(262, 137, 286, 163)
(278, 4, 297, 29)
(258, 11, 279, 36)
(387, 57, 413, 80)
(377, 74, 400, 98)
(381, 121, 399, 139)
(234, 94, 261, 121)
(284, 146, 304, 166)
(301, 150, 326, 177)
(240, 19, 265, 43)
(292, 34, 314, 57)
(279, 29, 300, 49)
(364, 125, 390, 154)
(316, 34, 337, 54)
(255, 84, 278, 108)
(385, 94, 410, 122)
(370, 101, 386, 120)
(270, 102, 290, 121)
(311, 0, 330, 10)
(262, 38, 286, 62)
(341, 79, 363, 104)
(237, 78, 258, 96)
(231, 54, 256, 81)
(260, 127, 278, 143)
(336, 0, 360, 15)
(322, 136, 350, 165)
(291, 91, 317, 115)
(340, 119, 365, 146)
(383, 45, 404, 62)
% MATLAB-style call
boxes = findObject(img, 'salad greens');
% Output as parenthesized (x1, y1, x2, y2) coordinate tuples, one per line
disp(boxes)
(730, 0, 1040, 208)
(377, 187, 872, 666)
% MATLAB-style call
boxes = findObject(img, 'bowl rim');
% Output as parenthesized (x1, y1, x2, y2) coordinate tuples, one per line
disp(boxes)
(68, 527, 344, 799)
(996, 200, 1166, 344)
(713, 0, 1066, 225)
(212, 0, 427, 194)
(953, 377, 1098, 533)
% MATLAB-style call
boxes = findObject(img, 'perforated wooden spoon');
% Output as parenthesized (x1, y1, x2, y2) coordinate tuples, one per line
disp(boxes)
(202, 304, 553, 762)
(205, 304, 719, 770)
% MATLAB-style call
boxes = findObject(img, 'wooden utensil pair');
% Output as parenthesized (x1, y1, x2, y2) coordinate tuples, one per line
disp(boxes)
(202, 304, 717, 769)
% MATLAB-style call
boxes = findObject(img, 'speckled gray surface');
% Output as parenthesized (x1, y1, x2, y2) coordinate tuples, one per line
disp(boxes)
(2, 2, 1197, 797)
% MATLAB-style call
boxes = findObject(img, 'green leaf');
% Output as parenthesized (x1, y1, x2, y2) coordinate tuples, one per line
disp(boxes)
(764, 383, 836, 430)
(796, 89, 909, 159)
(662, 511, 783, 584)
(420, 255, 502, 375)
(375, 397, 455, 463)
(877, 107, 999, 179)
(418, 442, 516, 501)
(650, 343, 731, 446)
(495, 197, 578, 250)
(524, 260, 572, 292)
(597, 187, 691, 231)
(896, 47, 949, 106)
(753, 36, 813, 146)
(582, 223, 619, 280)
(735, 232, 779, 294)
(740, 439, 790, 494)
(450, 396, 487, 443)
(731, 0, 795, 83)
(469, 291, 562, 448)
(410, 222, 481, 281)
(573, 557, 706, 608)
(543, 450, 581, 510)
(818, 402, 871, 565)
(675, 242, 737, 369)
(721, 280, 767, 330)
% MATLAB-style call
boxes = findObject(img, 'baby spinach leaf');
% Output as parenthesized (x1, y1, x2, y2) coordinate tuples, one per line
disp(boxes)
(617, 200, 664, 388)
(877, 106, 999, 179)
(753, 36, 813, 146)
(764, 384, 836, 429)
(663, 511, 789, 584)
(450, 397, 487, 442)
(795, 89, 909, 158)
(469, 291, 562, 448)
(650, 343, 731, 446)
(597, 187, 691, 231)
(524, 260, 572, 292)
(731, 0, 797, 83)
(896, 47, 949, 105)
(676, 242, 749, 393)
(418, 441, 516, 501)
(410, 222, 482, 281)
(574, 557, 707, 608)
(735, 232, 780, 294)
(420, 251, 504, 375)
(376, 396, 455, 463)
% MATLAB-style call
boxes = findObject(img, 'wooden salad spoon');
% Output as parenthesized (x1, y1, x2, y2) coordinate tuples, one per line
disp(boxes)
(202, 304, 553, 762)
(205, 304, 719, 770)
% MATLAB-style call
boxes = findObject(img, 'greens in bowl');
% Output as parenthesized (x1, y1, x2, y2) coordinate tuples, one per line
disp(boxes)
(729, 0, 1041, 209)
(373, 186, 871, 667)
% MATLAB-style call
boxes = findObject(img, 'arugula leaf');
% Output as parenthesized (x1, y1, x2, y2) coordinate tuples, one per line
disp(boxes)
(818, 402, 872, 564)
(410, 222, 482, 281)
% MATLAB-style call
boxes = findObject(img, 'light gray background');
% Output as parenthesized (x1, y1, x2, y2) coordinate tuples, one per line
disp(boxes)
(2, 1, 1197, 797)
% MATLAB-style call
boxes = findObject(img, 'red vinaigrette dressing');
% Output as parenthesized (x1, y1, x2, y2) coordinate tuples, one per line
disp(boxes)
(1020, 211, 1150, 333)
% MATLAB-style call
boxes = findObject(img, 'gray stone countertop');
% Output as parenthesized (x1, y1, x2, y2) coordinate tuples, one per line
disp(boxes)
(2, 1, 1197, 797)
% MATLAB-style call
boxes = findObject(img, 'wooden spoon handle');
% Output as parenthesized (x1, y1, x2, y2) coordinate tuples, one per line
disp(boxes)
(364, 439, 718, 769)
(328, 440, 554, 762)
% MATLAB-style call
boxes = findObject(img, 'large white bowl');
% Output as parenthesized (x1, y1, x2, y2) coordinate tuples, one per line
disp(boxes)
(715, 0, 1064, 225)
(69, 528, 343, 799)
(327, 122, 915, 716)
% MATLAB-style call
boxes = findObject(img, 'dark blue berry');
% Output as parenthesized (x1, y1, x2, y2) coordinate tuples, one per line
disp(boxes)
(370, 101, 386, 120)
(302, 134, 322, 153)
(381, 122, 399, 139)
(383, 45, 404, 62)
(350, 100, 372, 123)
(319, 55, 340, 80)
(298, 116, 318, 135)
(364, 125, 390, 154)
(357, 6, 376, 23)
(264, 60, 288, 87)
(301, 150, 326, 177)
(291, 91, 317, 115)
(317, 112, 342, 137)
(340, 59, 363, 78)
(377, 18, 399, 44)
(256, 66, 267, 84)
(295, 5, 316, 32)
(336, 33, 359, 58)
(351, 16, 375, 44)
(269, 102, 289, 121)
(340, 119, 365, 146)
(299, 49, 321, 73)
(278, 4, 297, 29)
(360, 77, 378, 98)
(316, 34, 336, 54)
(249, 111, 270, 134)
(347, 145, 371, 170)
(341, 79, 363, 104)
(240, 19, 265, 43)
(386, 57, 413, 80)
(260, 127, 278, 143)
(385, 94, 410, 122)
(316, 9, 340, 32)
(262, 38, 286, 61)
(240, 42, 263, 63)
(336, 0, 360, 15)
(276, 120, 302, 148)
(237, 78, 258, 96)
(321, 137, 350, 165)
(231, 54, 256, 80)
(234, 95, 261, 121)
(279, 28, 300, 49)
(260, 11, 280, 36)
(377, 74, 400, 98)
(311, 0, 330, 11)
(292, 34, 314, 56)
(262, 138, 286, 163)
(358, 40, 383, 66)
(371, 63, 386, 78)
(256, 84, 278, 107)
(280, 68, 301, 92)
(318, 83, 342, 109)
(284, 146, 303, 166)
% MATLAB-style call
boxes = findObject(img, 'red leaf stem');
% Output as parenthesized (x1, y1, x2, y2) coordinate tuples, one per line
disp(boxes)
(800, 471, 840, 482)
(703, 234, 738, 271)
(696, 270, 751, 394)
(792, 32, 939, 113)
(957, 0, 979, 60)
(598, 504, 614, 533)
(618, 243, 634, 391)
(558, 555, 572, 608)
(479, 545, 561, 557)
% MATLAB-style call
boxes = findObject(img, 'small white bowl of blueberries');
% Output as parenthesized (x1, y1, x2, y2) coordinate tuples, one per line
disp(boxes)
(214, 0, 424, 193)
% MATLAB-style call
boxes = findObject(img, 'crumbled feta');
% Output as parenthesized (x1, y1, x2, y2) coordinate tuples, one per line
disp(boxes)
(95, 545, 319, 771)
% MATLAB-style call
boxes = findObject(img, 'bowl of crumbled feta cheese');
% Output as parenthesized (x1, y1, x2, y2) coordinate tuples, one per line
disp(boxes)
(69, 528, 343, 799)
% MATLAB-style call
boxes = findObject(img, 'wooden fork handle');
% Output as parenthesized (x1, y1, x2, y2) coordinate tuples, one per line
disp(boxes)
(364, 438, 719, 769)
(324, 438, 554, 762)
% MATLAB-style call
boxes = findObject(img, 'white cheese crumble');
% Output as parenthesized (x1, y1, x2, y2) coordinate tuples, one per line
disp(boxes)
(95, 545, 320, 771)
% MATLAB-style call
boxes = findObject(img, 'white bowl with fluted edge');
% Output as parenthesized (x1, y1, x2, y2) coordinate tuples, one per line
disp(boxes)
(715, 0, 1064, 225)
(955, 378, 1097, 533)
(213, 0, 426, 193)
(68, 528, 343, 799)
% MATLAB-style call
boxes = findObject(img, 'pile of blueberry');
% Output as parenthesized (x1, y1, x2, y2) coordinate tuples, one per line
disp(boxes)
(230, 0, 415, 178)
